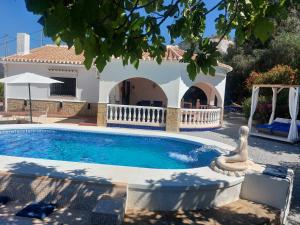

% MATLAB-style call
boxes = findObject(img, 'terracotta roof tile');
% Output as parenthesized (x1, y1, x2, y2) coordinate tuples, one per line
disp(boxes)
(2, 44, 232, 71)
(3, 45, 84, 65)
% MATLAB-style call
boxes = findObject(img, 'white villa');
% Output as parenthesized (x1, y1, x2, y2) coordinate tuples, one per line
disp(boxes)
(1, 33, 232, 132)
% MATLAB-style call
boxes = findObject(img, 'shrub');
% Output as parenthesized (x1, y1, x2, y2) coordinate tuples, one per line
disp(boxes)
(242, 96, 272, 123)
(245, 65, 299, 89)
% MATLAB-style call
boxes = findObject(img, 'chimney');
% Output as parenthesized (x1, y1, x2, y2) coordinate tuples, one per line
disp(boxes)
(17, 33, 30, 55)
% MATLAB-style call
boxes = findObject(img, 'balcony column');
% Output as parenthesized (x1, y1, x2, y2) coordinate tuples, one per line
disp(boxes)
(220, 107, 224, 126)
(165, 107, 181, 132)
(97, 103, 107, 127)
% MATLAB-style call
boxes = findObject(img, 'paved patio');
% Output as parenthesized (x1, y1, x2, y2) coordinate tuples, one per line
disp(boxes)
(124, 199, 279, 225)
(182, 112, 300, 225)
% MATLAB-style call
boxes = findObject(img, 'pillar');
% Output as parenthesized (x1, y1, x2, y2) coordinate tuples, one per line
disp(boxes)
(165, 107, 181, 132)
(220, 107, 224, 126)
(97, 103, 107, 127)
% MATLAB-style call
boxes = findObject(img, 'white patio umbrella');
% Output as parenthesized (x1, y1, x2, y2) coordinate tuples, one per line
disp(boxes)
(0, 72, 63, 123)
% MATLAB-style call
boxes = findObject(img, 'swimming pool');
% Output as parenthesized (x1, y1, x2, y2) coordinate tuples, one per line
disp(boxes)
(0, 125, 243, 211)
(0, 128, 220, 169)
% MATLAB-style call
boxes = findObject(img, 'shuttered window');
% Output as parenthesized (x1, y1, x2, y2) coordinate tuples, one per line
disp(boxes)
(50, 77, 76, 97)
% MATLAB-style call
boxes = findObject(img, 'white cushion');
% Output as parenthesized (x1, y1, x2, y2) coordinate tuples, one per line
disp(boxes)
(274, 118, 300, 125)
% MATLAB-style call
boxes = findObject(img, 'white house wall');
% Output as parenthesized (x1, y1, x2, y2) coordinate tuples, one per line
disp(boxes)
(4, 59, 227, 108)
(128, 78, 168, 106)
(4, 63, 100, 103)
(98, 59, 182, 107)
(99, 59, 227, 108)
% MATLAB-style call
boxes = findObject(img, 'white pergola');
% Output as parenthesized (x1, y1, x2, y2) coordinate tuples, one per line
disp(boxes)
(248, 84, 300, 143)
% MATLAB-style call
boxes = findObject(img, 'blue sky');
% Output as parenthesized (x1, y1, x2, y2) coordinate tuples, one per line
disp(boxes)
(0, 0, 223, 57)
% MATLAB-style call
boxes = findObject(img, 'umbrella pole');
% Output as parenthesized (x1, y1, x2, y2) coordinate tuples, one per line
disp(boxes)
(28, 83, 33, 123)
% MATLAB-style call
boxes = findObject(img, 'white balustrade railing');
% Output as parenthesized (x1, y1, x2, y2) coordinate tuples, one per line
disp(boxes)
(180, 108, 222, 128)
(107, 104, 166, 127)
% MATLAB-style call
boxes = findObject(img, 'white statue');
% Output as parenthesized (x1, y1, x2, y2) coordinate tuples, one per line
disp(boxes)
(211, 126, 252, 177)
(223, 125, 249, 163)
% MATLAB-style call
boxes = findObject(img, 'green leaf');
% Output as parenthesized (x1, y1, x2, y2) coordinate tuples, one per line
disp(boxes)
(208, 66, 216, 76)
(24, 0, 289, 81)
(235, 28, 245, 45)
(83, 50, 94, 70)
(54, 36, 61, 45)
(132, 58, 139, 69)
(187, 61, 197, 81)
(74, 39, 83, 55)
(156, 56, 162, 64)
(95, 56, 107, 72)
(201, 66, 208, 75)
(254, 18, 274, 43)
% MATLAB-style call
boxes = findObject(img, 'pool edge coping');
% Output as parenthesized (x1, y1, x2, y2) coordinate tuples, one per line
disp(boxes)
(0, 124, 243, 190)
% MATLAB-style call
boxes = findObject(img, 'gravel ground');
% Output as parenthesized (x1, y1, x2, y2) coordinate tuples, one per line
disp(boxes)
(183, 113, 300, 225)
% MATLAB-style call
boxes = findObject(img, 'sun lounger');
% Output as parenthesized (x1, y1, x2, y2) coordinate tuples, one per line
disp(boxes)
(256, 118, 300, 137)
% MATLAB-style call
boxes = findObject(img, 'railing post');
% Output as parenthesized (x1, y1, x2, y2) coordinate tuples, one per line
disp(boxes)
(166, 107, 181, 132)
(162, 109, 166, 125)
(220, 107, 224, 126)
(142, 108, 145, 122)
(128, 107, 132, 121)
(97, 103, 107, 127)
(124, 106, 127, 121)
(157, 109, 161, 124)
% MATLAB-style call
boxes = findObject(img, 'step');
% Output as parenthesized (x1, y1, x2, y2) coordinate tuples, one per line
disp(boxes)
(91, 193, 127, 225)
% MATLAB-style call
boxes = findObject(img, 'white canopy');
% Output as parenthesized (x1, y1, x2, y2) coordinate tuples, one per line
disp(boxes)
(248, 84, 300, 143)
(0, 72, 63, 123)
(0, 72, 63, 84)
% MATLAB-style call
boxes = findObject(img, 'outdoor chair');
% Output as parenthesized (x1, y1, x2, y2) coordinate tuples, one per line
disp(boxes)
(152, 101, 163, 107)
(137, 100, 151, 106)
(183, 102, 193, 108)
(37, 107, 49, 123)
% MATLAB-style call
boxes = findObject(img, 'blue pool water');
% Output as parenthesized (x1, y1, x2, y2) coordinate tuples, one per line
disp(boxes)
(0, 129, 220, 169)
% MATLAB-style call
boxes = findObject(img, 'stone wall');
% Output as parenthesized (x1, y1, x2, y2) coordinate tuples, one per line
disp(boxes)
(97, 103, 107, 126)
(0, 172, 126, 210)
(6, 99, 26, 111)
(7, 98, 98, 117)
(165, 107, 181, 132)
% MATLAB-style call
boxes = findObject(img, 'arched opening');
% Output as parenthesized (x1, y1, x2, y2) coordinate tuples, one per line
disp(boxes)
(107, 77, 167, 128)
(179, 82, 223, 129)
(109, 77, 167, 107)
(181, 82, 222, 109)
(181, 86, 208, 108)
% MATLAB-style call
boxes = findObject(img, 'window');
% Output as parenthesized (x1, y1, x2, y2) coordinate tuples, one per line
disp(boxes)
(50, 77, 76, 97)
